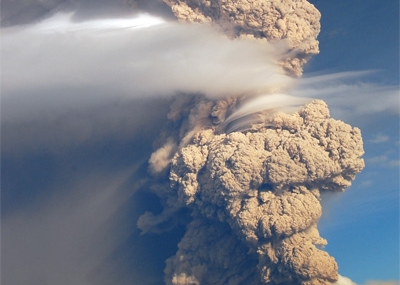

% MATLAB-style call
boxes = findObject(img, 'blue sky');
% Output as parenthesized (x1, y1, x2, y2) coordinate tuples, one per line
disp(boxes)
(308, 0, 399, 283)
(1, 1, 399, 285)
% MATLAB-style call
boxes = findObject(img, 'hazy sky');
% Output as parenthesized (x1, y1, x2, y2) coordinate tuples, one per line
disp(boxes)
(1, 1, 399, 285)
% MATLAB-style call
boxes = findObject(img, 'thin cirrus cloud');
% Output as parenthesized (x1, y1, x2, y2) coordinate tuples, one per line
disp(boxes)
(368, 134, 390, 144)
(290, 71, 399, 122)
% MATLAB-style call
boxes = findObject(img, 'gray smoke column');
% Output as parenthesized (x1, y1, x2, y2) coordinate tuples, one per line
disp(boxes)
(161, 0, 321, 76)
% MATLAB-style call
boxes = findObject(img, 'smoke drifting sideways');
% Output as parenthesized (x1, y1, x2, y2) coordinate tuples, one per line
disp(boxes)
(2, 13, 297, 155)
(162, 0, 321, 76)
(1, 1, 372, 285)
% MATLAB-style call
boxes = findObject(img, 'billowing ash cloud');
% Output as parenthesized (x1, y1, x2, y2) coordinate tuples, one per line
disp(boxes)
(2, 0, 370, 284)
(160, 0, 321, 76)
(133, 1, 364, 284)
(141, 97, 365, 284)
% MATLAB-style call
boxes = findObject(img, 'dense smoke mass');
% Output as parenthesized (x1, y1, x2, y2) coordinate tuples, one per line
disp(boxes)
(2, 0, 373, 284)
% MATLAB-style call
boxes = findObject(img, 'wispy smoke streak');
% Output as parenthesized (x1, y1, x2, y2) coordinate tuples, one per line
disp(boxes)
(2, 13, 289, 104)
(222, 93, 312, 132)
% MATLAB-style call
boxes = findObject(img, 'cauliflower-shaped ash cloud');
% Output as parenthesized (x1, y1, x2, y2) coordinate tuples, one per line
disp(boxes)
(143, 98, 364, 285)
(164, 218, 260, 285)
(162, 0, 321, 76)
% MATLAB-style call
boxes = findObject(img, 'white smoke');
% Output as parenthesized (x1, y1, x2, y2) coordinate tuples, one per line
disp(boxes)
(2, 12, 290, 104)
(222, 93, 312, 132)
(334, 275, 357, 285)
(333, 276, 400, 285)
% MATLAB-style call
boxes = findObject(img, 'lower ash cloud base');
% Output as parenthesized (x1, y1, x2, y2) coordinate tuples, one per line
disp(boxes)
(139, 98, 365, 285)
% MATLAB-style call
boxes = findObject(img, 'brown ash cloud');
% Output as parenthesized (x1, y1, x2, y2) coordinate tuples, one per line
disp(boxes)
(2, 0, 366, 284)
(139, 96, 365, 285)
(134, 1, 364, 284)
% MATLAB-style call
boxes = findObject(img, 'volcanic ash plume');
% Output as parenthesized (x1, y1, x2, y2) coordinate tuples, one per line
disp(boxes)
(135, 0, 364, 284)
(139, 97, 365, 284)
(161, 0, 321, 76)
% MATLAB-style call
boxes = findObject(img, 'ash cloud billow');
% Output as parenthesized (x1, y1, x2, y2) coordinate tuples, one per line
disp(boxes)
(2, 0, 368, 284)
(142, 99, 364, 285)
(138, 0, 365, 285)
